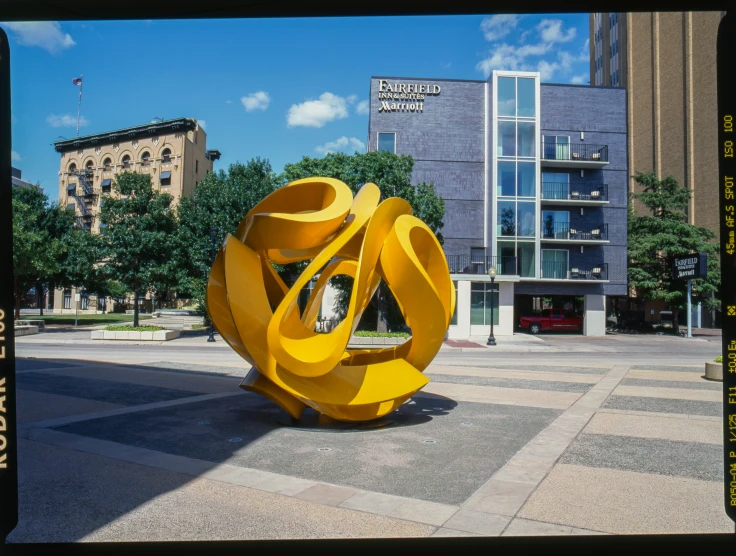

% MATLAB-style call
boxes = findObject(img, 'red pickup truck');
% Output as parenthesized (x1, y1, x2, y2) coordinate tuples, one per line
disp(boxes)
(519, 309, 583, 334)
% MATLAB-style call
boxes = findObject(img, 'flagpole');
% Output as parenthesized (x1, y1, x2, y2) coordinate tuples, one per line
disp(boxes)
(76, 74, 83, 137)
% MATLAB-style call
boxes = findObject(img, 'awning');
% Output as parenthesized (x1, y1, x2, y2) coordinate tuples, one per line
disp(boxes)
(160, 171, 171, 179)
(66, 183, 76, 191)
(101, 179, 112, 187)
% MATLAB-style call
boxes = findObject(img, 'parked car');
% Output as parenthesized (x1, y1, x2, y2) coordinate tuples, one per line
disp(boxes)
(519, 309, 583, 334)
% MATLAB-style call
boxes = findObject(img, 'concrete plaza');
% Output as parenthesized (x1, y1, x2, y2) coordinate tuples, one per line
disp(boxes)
(7, 324, 734, 541)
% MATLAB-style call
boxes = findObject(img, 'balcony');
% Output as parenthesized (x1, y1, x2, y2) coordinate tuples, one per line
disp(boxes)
(541, 142, 609, 168)
(541, 183, 608, 205)
(541, 223, 608, 243)
(447, 255, 518, 276)
(539, 262, 608, 281)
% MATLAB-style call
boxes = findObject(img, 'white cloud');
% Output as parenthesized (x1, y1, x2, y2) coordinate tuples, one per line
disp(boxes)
(47, 114, 89, 128)
(518, 29, 531, 44)
(11, 151, 21, 162)
(241, 91, 270, 112)
(287, 92, 350, 128)
(537, 19, 576, 44)
(347, 95, 358, 104)
(197, 120, 206, 130)
(226, 100, 232, 104)
(1, 22, 75, 54)
(442, 62, 452, 69)
(537, 60, 559, 81)
(480, 15, 521, 41)
(315, 136, 366, 155)
(356, 100, 369, 115)
(571, 74, 588, 84)
(476, 42, 553, 76)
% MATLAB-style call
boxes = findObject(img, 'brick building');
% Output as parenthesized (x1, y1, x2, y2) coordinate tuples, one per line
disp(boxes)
(367, 70, 628, 338)
(49, 118, 220, 314)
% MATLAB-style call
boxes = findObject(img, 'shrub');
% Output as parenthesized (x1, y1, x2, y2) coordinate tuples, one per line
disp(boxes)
(104, 325, 164, 332)
(353, 331, 410, 338)
(714, 355, 723, 363)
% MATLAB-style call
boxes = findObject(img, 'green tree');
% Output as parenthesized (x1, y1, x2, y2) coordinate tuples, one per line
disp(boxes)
(627, 171, 720, 332)
(173, 159, 282, 321)
(281, 151, 446, 332)
(97, 171, 178, 327)
(11, 185, 75, 318)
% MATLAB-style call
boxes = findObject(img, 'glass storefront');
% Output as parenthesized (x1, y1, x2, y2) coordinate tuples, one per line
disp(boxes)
(470, 282, 499, 326)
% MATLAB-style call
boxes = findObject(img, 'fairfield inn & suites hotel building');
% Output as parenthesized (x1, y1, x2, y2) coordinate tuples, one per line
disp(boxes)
(368, 71, 628, 338)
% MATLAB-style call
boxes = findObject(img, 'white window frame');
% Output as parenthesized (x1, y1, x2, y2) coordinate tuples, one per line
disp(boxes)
(377, 132, 396, 154)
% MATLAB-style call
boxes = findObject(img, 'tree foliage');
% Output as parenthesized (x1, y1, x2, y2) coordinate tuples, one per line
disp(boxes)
(281, 151, 446, 332)
(97, 171, 178, 326)
(11, 185, 75, 318)
(627, 171, 720, 331)
(173, 159, 281, 320)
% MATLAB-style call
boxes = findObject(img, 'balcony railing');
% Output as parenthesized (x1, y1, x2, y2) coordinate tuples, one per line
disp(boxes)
(540, 262, 608, 280)
(541, 142, 608, 163)
(446, 255, 518, 276)
(541, 223, 608, 241)
(541, 182, 608, 202)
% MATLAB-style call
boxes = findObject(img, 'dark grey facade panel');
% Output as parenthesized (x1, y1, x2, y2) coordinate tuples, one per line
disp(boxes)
(540, 85, 626, 133)
(441, 199, 484, 247)
(411, 161, 484, 201)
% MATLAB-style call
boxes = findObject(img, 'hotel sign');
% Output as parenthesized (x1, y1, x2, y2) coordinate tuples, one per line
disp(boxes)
(377, 79, 441, 113)
(672, 252, 708, 280)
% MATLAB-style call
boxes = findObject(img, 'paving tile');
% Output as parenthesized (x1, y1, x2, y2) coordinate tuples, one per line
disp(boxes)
(442, 509, 511, 536)
(583, 412, 722, 445)
(420, 382, 578, 409)
(612, 385, 720, 402)
(388, 500, 459, 527)
(627, 370, 705, 382)
(425, 365, 600, 384)
(502, 518, 573, 536)
(200, 465, 279, 487)
(462, 479, 537, 516)
(569, 527, 611, 535)
(492, 459, 551, 485)
(339, 491, 407, 516)
(250, 475, 317, 496)
(431, 527, 483, 537)
(293, 483, 359, 506)
(518, 464, 734, 534)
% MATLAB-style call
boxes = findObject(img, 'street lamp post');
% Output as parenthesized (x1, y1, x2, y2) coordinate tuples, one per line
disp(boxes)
(207, 227, 218, 343)
(487, 265, 497, 346)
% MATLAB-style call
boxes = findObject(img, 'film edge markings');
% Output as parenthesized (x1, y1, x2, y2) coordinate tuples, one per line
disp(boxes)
(0, 27, 19, 542)
(717, 11, 736, 527)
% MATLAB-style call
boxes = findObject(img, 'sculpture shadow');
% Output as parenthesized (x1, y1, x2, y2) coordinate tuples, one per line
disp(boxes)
(9, 356, 457, 543)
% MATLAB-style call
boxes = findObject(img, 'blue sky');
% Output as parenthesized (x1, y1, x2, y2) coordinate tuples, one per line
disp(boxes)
(2, 14, 590, 200)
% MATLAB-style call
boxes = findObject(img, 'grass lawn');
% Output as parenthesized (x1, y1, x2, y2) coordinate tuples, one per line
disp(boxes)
(29, 314, 154, 326)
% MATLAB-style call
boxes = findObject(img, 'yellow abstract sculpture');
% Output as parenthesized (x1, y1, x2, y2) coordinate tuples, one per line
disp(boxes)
(207, 178, 455, 423)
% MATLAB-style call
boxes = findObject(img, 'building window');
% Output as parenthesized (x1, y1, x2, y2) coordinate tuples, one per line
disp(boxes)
(542, 210, 570, 239)
(377, 132, 396, 153)
(195, 159, 198, 173)
(122, 155, 131, 169)
(541, 249, 569, 279)
(542, 135, 570, 160)
(64, 289, 72, 309)
(470, 282, 499, 326)
(101, 178, 112, 192)
(85, 160, 94, 174)
(141, 151, 151, 166)
(160, 171, 172, 187)
(68, 163, 77, 174)
(103, 157, 112, 170)
(450, 281, 458, 325)
(542, 171, 570, 200)
(80, 291, 88, 310)
(162, 148, 171, 163)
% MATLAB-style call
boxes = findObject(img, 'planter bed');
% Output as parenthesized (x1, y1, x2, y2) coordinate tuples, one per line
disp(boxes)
(15, 325, 39, 337)
(91, 329, 180, 341)
(704, 361, 723, 381)
(349, 336, 409, 345)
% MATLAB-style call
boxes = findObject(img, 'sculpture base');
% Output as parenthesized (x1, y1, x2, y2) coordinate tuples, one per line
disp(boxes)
(274, 411, 396, 432)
